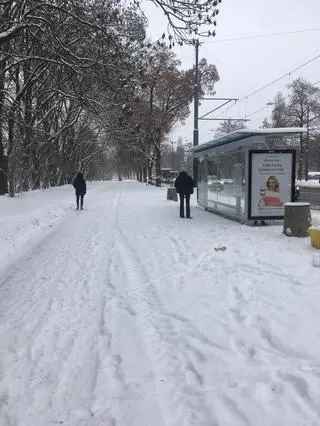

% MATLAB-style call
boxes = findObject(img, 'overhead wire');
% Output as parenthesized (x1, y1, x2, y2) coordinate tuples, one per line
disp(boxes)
(242, 53, 320, 100)
(201, 46, 263, 97)
(198, 45, 261, 138)
(246, 79, 320, 120)
(218, 52, 320, 119)
(200, 76, 320, 141)
(206, 27, 320, 43)
(194, 32, 320, 140)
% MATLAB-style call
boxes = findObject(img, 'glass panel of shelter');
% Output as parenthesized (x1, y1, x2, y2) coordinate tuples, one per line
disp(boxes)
(205, 151, 246, 220)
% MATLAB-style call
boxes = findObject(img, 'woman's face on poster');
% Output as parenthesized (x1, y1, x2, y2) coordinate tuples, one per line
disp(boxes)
(268, 177, 277, 191)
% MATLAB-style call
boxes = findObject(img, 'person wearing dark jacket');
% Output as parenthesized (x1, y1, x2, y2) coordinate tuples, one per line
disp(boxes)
(174, 171, 195, 218)
(72, 172, 86, 210)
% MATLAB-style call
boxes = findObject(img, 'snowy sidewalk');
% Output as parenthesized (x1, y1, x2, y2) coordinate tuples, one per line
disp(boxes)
(1, 181, 320, 426)
(0, 182, 106, 271)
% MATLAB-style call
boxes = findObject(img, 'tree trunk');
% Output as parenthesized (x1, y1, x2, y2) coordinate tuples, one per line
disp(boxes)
(297, 135, 304, 180)
(22, 62, 33, 190)
(7, 109, 15, 197)
(42, 159, 49, 188)
(155, 145, 161, 186)
(57, 169, 64, 186)
(0, 147, 7, 195)
(31, 146, 40, 189)
(0, 44, 7, 194)
(117, 160, 122, 181)
(143, 165, 147, 183)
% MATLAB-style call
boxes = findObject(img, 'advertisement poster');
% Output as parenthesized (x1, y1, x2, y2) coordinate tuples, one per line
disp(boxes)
(249, 150, 295, 219)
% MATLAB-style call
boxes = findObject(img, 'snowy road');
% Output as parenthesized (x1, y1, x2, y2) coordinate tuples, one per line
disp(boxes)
(1, 181, 320, 426)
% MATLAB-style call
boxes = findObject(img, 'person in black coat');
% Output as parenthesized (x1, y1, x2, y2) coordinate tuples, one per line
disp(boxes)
(72, 172, 86, 210)
(174, 171, 195, 218)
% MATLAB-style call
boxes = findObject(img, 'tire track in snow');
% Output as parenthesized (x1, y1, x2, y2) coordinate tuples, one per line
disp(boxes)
(118, 222, 234, 424)
(0, 187, 126, 425)
(159, 225, 197, 269)
(114, 220, 217, 426)
(227, 261, 315, 364)
(148, 240, 264, 413)
(87, 195, 125, 422)
(163, 253, 320, 425)
(53, 194, 124, 423)
(87, 188, 166, 426)
(150, 225, 268, 413)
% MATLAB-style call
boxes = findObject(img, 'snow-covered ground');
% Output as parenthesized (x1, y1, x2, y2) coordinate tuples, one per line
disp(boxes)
(1, 181, 320, 426)
(0, 182, 105, 271)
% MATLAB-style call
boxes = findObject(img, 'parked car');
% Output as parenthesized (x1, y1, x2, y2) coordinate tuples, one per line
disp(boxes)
(208, 180, 224, 192)
(308, 172, 320, 181)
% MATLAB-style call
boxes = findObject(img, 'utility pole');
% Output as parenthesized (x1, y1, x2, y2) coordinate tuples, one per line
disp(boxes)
(193, 40, 199, 148)
(193, 40, 199, 184)
(191, 40, 249, 185)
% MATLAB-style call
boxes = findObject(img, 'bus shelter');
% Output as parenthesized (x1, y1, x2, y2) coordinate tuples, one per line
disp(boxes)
(193, 128, 307, 225)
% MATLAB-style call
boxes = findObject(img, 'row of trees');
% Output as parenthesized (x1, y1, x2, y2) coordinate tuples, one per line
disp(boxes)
(262, 78, 320, 179)
(0, 0, 222, 196)
(213, 78, 320, 180)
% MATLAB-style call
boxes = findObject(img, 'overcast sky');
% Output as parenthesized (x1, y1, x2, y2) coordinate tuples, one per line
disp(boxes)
(142, 0, 320, 145)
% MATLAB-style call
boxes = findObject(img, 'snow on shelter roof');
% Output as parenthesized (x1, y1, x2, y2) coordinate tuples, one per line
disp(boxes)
(192, 127, 307, 154)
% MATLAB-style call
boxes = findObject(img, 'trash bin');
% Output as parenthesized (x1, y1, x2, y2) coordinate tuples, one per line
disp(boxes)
(167, 187, 177, 201)
(283, 202, 311, 237)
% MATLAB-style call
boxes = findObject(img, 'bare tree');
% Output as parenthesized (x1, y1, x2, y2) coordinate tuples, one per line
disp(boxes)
(0, 0, 222, 195)
(263, 78, 320, 179)
(0, 0, 151, 194)
(287, 78, 320, 179)
(215, 119, 246, 137)
(137, 0, 223, 45)
(116, 45, 219, 183)
(271, 92, 289, 128)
